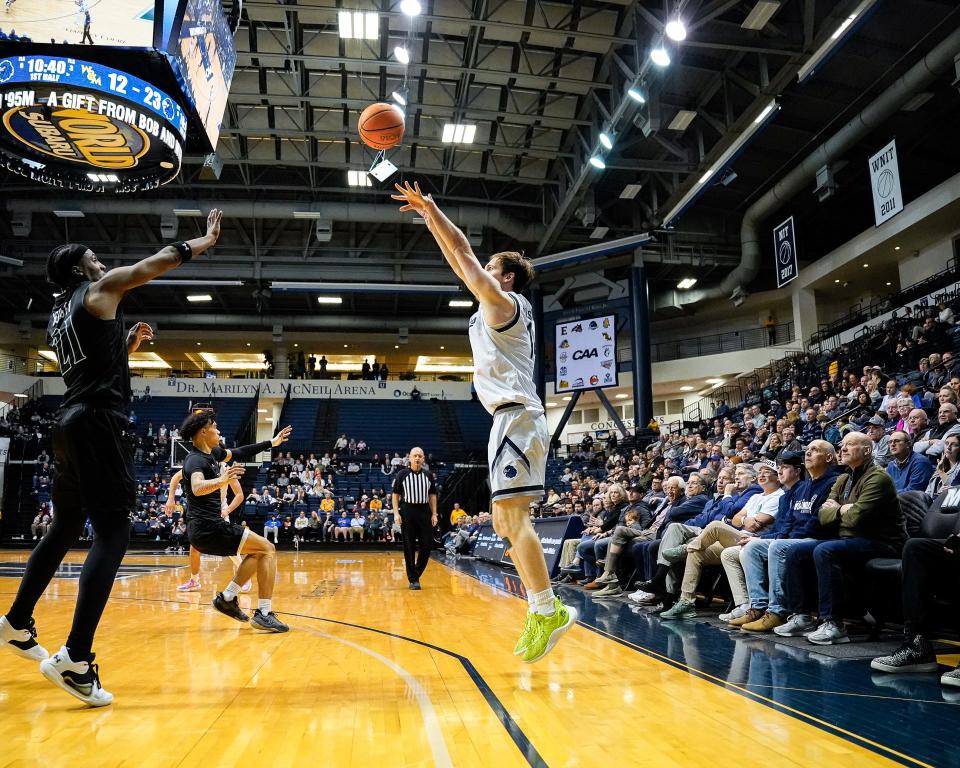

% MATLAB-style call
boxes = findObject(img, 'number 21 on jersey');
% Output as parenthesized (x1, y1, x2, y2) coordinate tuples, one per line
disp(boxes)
(49, 311, 86, 375)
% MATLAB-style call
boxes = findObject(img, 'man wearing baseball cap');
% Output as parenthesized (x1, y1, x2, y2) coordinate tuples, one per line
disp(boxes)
(736, 443, 840, 633)
(865, 416, 891, 467)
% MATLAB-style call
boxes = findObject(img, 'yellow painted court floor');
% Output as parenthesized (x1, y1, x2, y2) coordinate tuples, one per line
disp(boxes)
(0, 550, 938, 767)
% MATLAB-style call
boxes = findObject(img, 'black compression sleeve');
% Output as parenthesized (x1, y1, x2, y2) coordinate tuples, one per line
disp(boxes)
(227, 440, 273, 460)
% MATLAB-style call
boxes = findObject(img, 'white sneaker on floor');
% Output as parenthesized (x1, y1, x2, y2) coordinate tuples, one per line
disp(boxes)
(719, 604, 749, 623)
(628, 589, 654, 603)
(774, 614, 818, 637)
(806, 620, 849, 645)
(0, 615, 48, 660)
(40, 646, 113, 707)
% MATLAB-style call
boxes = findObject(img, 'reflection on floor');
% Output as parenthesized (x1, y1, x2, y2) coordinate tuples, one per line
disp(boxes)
(447, 554, 959, 768)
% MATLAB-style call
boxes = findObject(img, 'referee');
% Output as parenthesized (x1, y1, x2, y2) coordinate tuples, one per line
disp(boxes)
(392, 447, 438, 590)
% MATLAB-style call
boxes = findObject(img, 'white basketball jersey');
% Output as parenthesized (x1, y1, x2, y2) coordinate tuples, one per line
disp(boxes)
(468, 293, 544, 416)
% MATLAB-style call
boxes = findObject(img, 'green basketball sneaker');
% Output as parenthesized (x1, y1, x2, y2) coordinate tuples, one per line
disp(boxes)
(513, 611, 536, 656)
(521, 598, 578, 664)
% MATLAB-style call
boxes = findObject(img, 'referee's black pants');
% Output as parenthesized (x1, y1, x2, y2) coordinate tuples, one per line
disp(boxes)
(400, 503, 433, 583)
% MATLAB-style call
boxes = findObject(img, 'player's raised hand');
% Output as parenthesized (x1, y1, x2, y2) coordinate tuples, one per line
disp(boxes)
(391, 181, 434, 214)
(271, 425, 293, 447)
(221, 464, 245, 482)
(206, 209, 222, 242)
(126, 322, 154, 353)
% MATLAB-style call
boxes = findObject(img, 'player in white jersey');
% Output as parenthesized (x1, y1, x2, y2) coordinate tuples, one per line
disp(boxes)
(393, 181, 577, 663)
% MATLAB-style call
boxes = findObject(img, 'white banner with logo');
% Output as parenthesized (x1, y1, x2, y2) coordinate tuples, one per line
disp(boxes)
(868, 139, 904, 226)
(554, 314, 618, 393)
(0, 437, 9, 516)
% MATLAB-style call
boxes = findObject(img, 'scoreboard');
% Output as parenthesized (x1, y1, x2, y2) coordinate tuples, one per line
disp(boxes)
(0, 0, 239, 191)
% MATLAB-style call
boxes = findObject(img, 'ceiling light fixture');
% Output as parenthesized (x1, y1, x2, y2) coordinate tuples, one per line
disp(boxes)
(620, 182, 643, 199)
(660, 100, 779, 227)
(797, 0, 878, 82)
(615, 393, 629, 399)
(187, 294, 212, 302)
(347, 169, 371, 187)
(338, 10, 378, 40)
(599, 131, 614, 150)
(650, 44, 671, 67)
(588, 155, 606, 169)
(627, 87, 646, 103)
(448, 299, 473, 307)
(391, 89, 407, 107)
(677, 278, 697, 290)
(741, 1, 781, 31)
(590, 226, 609, 239)
(680, 386, 694, 391)
(665, 19, 686, 41)
(393, 45, 410, 64)
(317, 296, 343, 304)
(400, 0, 421, 16)
(441, 123, 477, 144)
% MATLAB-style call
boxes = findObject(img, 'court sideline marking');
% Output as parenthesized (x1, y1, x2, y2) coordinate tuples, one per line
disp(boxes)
(443, 560, 934, 768)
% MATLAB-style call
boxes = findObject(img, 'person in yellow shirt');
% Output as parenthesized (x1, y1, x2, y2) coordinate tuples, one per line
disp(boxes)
(320, 493, 335, 514)
(369, 495, 383, 512)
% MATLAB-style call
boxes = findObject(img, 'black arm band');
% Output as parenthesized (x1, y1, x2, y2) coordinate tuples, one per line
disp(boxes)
(229, 440, 273, 460)
(173, 241, 193, 263)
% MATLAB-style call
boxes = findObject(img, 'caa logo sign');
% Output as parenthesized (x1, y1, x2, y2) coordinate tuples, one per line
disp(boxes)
(572, 348, 597, 360)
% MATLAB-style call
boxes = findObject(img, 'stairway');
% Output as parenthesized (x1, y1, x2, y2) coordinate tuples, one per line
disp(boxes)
(433, 400, 465, 461)
(312, 399, 341, 454)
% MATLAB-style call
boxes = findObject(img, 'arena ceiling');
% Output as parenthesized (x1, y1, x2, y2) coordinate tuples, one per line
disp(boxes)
(2, 0, 960, 330)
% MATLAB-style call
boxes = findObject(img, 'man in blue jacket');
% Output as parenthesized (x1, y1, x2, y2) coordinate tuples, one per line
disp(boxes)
(736, 441, 841, 634)
(886, 431, 934, 491)
(631, 464, 761, 604)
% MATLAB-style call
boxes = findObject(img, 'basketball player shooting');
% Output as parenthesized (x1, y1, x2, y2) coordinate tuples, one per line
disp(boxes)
(392, 181, 577, 663)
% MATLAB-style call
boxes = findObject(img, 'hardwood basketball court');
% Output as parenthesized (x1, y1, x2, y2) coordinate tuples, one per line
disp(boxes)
(0, 548, 949, 767)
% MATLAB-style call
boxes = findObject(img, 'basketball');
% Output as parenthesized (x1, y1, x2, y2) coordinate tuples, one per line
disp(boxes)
(358, 102, 405, 150)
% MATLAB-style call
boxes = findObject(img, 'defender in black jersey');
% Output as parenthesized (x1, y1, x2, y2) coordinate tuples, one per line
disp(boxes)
(180, 410, 292, 633)
(0, 210, 222, 706)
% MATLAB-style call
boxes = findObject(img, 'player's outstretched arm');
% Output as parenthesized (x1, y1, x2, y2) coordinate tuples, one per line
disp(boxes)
(392, 182, 513, 319)
(91, 209, 222, 304)
(191, 464, 244, 496)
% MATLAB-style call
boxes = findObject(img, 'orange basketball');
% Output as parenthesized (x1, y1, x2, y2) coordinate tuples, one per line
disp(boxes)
(358, 102, 405, 150)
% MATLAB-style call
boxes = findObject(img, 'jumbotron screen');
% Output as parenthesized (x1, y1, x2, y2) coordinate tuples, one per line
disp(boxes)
(0, 0, 237, 190)
(554, 314, 618, 393)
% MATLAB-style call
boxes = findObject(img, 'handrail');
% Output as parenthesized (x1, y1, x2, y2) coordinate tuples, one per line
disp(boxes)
(648, 322, 793, 364)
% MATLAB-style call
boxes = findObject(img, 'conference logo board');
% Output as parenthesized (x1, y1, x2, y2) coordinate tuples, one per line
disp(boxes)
(554, 314, 618, 393)
(773, 215, 798, 288)
(0, 55, 185, 191)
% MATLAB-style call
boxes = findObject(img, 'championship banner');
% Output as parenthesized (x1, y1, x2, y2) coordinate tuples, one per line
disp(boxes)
(0, 54, 186, 191)
(0, 437, 9, 517)
(869, 139, 904, 226)
(773, 215, 798, 288)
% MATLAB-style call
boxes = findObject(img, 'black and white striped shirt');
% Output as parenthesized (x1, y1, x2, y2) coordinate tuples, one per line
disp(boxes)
(392, 468, 437, 506)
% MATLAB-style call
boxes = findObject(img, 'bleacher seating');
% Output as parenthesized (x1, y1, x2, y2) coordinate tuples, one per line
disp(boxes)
(337, 400, 445, 456)
(277, 398, 320, 453)
(451, 401, 492, 459)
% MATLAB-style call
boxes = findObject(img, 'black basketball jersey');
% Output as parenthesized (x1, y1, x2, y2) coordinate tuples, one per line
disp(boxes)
(181, 449, 223, 523)
(47, 282, 131, 409)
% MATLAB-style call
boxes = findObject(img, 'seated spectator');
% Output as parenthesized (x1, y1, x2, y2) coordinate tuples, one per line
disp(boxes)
(335, 511, 352, 540)
(294, 510, 310, 539)
(658, 462, 783, 619)
(805, 431, 905, 645)
(926, 434, 960, 496)
(264, 514, 280, 543)
(914, 403, 960, 458)
(870, 493, 960, 686)
(865, 416, 891, 467)
(31, 507, 52, 540)
(735, 442, 841, 632)
(356, 438, 367, 453)
(886, 431, 934, 492)
(349, 511, 366, 540)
